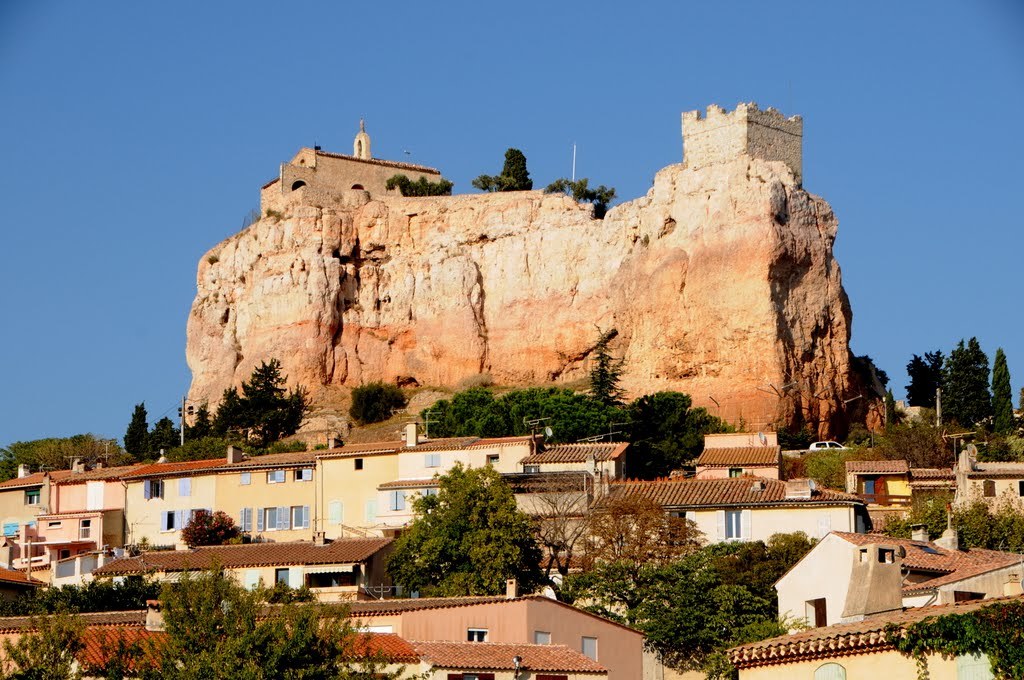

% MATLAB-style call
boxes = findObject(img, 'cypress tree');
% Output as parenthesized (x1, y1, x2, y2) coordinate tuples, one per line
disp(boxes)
(905, 351, 943, 408)
(498, 148, 532, 190)
(589, 329, 625, 407)
(124, 403, 149, 457)
(992, 348, 1014, 434)
(941, 337, 992, 427)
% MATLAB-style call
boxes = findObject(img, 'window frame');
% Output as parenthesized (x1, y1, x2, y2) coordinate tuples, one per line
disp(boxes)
(466, 628, 488, 642)
(294, 468, 313, 482)
(581, 636, 598, 660)
(267, 470, 286, 485)
(424, 453, 441, 468)
(725, 509, 743, 540)
(240, 472, 251, 486)
(24, 489, 40, 506)
(388, 490, 406, 512)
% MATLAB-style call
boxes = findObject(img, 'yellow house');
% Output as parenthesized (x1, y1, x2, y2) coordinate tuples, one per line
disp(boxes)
(729, 596, 1013, 679)
(122, 459, 223, 548)
(316, 441, 403, 537)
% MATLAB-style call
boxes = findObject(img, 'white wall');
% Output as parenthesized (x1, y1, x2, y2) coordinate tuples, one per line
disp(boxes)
(776, 533, 856, 627)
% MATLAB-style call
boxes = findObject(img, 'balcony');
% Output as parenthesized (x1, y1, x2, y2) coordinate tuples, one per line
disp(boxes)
(858, 492, 912, 507)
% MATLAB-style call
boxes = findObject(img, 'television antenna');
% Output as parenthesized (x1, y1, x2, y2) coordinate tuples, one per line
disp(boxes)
(524, 417, 551, 437)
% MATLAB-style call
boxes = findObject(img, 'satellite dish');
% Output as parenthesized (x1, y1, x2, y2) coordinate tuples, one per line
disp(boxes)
(544, 426, 554, 438)
(758, 432, 767, 446)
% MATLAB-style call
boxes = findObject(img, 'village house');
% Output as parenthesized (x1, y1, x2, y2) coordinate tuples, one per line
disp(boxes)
(0, 467, 74, 573)
(776, 530, 1023, 629)
(845, 460, 955, 530)
(610, 477, 867, 543)
(694, 432, 781, 480)
(953, 444, 1024, 509)
(93, 537, 393, 601)
(729, 596, 1016, 680)
(316, 439, 404, 538)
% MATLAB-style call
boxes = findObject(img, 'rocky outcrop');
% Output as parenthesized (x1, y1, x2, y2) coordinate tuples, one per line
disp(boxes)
(186, 155, 869, 436)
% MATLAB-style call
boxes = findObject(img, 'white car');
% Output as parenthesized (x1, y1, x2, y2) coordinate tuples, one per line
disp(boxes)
(808, 441, 846, 451)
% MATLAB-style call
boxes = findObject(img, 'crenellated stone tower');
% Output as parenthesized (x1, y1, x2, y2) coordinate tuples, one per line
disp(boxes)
(682, 103, 803, 184)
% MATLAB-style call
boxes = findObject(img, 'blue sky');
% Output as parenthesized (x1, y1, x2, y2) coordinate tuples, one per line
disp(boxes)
(1, 1, 1022, 445)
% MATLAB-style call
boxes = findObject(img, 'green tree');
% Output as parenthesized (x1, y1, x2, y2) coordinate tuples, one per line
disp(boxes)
(545, 177, 617, 218)
(872, 419, 950, 468)
(180, 510, 240, 547)
(626, 392, 730, 479)
(124, 403, 149, 457)
(148, 417, 180, 454)
(992, 348, 1014, 434)
(0, 609, 85, 679)
(884, 389, 902, 429)
(239, 360, 308, 447)
(349, 383, 408, 425)
(386, 464, 543, 596)
(589, 329, 625, 407)
(0, 435, 128, 483)
(942, 337, 992, 427)
(184, 403, 212, 440)
(472, 148, 533, 192)
(212, 387, 244, 439)
(384, 174, 454, 196)
(905, 351, 943, 408)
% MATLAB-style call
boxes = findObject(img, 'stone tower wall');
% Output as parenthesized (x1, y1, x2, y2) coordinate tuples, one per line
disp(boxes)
(682, 103, 803, 183)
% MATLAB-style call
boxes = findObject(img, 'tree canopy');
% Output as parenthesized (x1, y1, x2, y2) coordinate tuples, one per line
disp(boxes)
(545, 178, 617, 218)
(0, 434, 128, 483)
(211, 360, 308, 448)
(472, 148, 533, 192)
(385, 174, 453, 196)
(386, 464, 544, 596)
(588, 329, 625, 407)
(627, 392, 730, 479)
(180, 510, 240, 547)
(348, 383, 408, 425)
(992, 347, 1014, 434)
(124, 403, 150, 457)
(905, 351, 944, 408)
(942, 337, 992, 427)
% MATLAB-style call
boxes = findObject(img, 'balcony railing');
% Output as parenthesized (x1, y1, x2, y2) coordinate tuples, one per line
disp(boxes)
(859, 492, 912, 507)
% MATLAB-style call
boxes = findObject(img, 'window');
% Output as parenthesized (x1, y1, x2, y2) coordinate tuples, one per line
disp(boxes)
(47, 521, 62, 529)
(24, 489, 40, 506)
(365, 500, 377, 523)
(805, 598, 827, 627)
(178, 478, 192, 497)
(354, 458, 364, 471)
(524, 465, 540, 474)
(956, 653, 994, 679)
(240, 508, 253, 532)
(144, 480, 164, 500)
(983, 479, 996, 497)
(486, 454, 499, 466)
(581, 636, 598, 660)
(1018, 481, 1024, 497)
(424, 453, 440, 468)
(813, 663, 847, 680)
(79, 519, 92, 540)
(467, 628, 488, 642)
(161, 511, 179, 532)
(725, 510, 742, 540)
(244, 570, 260, 590)
(294, 468, 313, 482)
(291, 505, 310, 529)
(267, 470, 286, 484)
(240, 472, 251, 486)
(863, 476, 876, 495)
(260, 507, 290, 531)
(388, 491, 406, 512)
(86, 481, 103, 510)
(329, 501, 343, 525)
(954, 591, 985, 602)
(58, 549, 71, 560)
(535, 676, 569, 680)
(728, 467, 743, 478)
(2, 523, 17, 537)
(534, 630, 551, 644)
(275, 568, 290, 584)
(422, 488, 438, 497)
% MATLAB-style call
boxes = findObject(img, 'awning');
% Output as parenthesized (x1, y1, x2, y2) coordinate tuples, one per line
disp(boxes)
(304, 564, 354, 574)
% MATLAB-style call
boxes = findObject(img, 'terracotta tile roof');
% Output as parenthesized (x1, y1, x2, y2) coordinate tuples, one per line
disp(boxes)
(831, 532, 1020, 594)
(730, 595, 1024, 668)
(0, 567, 44, 587)
(520, 442, 628, 465)
(696, 446, 781, 467)
(845, 460, 909, 474)
(0, 470, 74, 489)
(378, 478, 437, 490)
(313, 149, 441, 175)
(121, 458, 225, 480)
(612, 477, 862, 508)
(318, 435, 537, 459)
(910, 467, 956, 481)
(78, 627, 164, 671)
(54, 464, 149, 485)
(412, 641, 606, 673)
(316, 441, 404, 458)
(222, 450, 316, 469)
(506, 471, 593, 493)
(93, 538, 392, 576)
(349, 633, 420, 663)
(0, 610, 146, 633)
(405, 437, 482, 452)
(261, 176, 280, 189)
(466, 436, 537, 448)
(122, 451, 318, 481)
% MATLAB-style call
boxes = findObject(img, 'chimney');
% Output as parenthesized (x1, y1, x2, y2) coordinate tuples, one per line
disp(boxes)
(933, 506, 959, 551)
(1004, 573, 1023, 597)
(842, 543, 905, 620)
(405, 423, 419, 448)
(71, 458, 84, 474)
(784, 479, 815, 500)
(751, 479, 766, 492)
(16, 465, 29, 479)
(911, 524, 929, 542)
(95, 461, 104, 470)
(157, 449, 168, 464)
(327, 435, 337, 450)
(145, 600, 164, 632)
(313, 531, 327, 546)
(226, 445, 245, 464)
(506, 578, 518, 599)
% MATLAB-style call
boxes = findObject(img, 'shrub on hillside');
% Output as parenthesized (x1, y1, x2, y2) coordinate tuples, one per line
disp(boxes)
(349, 383, 408, 425)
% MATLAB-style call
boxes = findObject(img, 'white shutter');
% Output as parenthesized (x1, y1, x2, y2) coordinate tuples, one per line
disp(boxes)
(179, 478, 191, 497)
(160, 512, 170, 532)
(257, 508, 264, 532)
(329, 501, 342, 525)
(817, 514, 832, 539)
(716, 511, 726, 541)
(302, 506, 310, 529)
(86, 482, 104, 510)
(955, 654, 994, 680)
(243, 570, 260, 590)
(813, 663, 848, 680)
(288, 568, 303, 589)
(177, 510, 188, 530)
(365, 500, 377, 524)
(741, 509, 752, 541)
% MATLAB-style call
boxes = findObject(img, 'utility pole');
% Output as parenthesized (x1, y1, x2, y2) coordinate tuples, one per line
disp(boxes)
(179, 396, 186, 447)
(571, 143, 576, 182)
(936, 387, 942, 426)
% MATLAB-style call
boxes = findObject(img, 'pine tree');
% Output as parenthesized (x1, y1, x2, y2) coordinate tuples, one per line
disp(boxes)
(472, 148, 532, 192)
(992, 348, 1014, 434)
(884, 389, 902, 430)
(185, 403, 213, 440)
(149, 417, 180, 454)
(124, 403, 149, 456)
(589, 329, 625, 407)
(905, 351, 944, 408)
(941, 337, 992, 427)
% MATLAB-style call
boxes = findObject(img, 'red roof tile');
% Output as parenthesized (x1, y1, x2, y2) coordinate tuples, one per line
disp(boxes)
(313, 149, 441, 175)
(78, 627, 164, 672)
(730, 595, 1024, 668)
(0, 567, 44, 587)
(121, 459, 225, 479)
(412, 641, 606, 673)
(467, 436, 537, 448)
(612, 477, 861, 508)
(54, 464, 149, 485)
(520, 443, 628, 465)
(93, 538, 392, 576)
(845, 460, 909, 474)
(378, 478, 437, 490)
(909, 467, 955, 481)
(349, 633, 419, 663)
(0, 610, 146, 633)
(696, 446, 781, 467)
(0, 470, 74, 489)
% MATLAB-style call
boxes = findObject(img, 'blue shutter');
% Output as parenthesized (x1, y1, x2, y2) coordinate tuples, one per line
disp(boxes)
(143, 482, 151, 500)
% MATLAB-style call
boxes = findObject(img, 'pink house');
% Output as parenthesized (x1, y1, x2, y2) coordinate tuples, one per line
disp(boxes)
(694, 433, 781, 480)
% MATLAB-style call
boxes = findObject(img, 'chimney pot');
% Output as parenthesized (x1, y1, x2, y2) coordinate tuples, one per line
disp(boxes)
(226, 446, 245, 464)
(145, 600, 164, 632)
(506, 578, 518, 599)
(16, 465, 29, 479)
(405, 423, 419, 448)
(911, 524, 929, 542)
(327, 435, 337, 450)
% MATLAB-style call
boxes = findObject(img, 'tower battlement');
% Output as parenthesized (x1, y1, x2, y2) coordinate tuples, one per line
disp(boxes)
(682, 103, 803, 183)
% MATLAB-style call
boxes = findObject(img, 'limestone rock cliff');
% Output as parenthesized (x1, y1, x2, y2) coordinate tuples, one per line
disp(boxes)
(186, 155, 867, 436)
